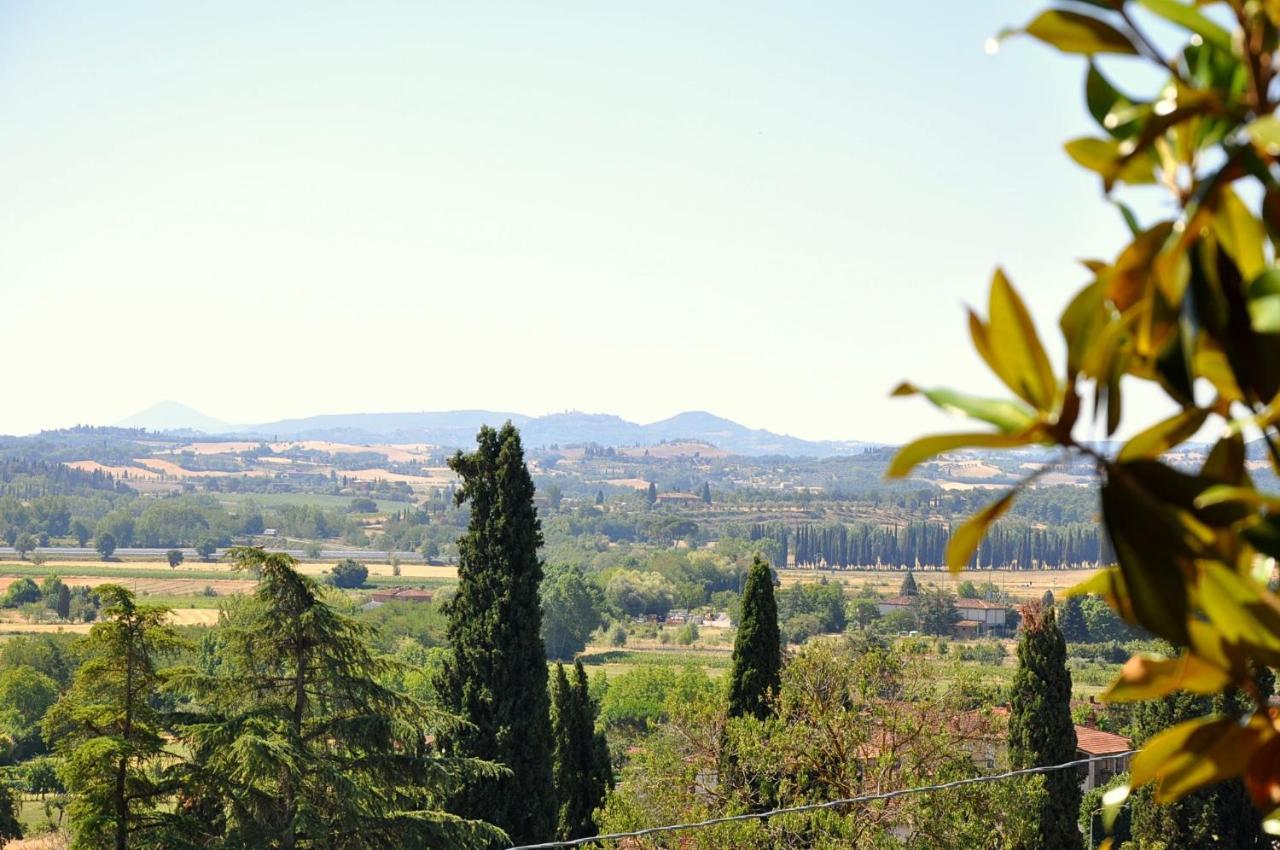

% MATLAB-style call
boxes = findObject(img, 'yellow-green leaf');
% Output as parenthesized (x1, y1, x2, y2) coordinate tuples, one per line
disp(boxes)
(1065, 137, 1157, 186)
(887, 431, 1040, 479)
(1248, 116, 1280, 156)
(1213, 187, 1267, 281)
(1102, 652, 1233, 702)
(1138, 0, 1234, 52)
(891, 383, 1038, 433)
(1117, 407, 1210, 461)
(946, 490, 1017, 574)
(1132, 714, 1272, 803)
(987, 269, 1058, 411)
(1025, 10, 1140, 55)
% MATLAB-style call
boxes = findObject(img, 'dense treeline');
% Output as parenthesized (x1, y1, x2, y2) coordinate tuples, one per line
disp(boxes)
(747, 520, 1109, 570)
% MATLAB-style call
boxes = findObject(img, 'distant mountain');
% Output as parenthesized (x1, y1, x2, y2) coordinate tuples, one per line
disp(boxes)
(113, 404, 875, 457)
(115, 401, 235, 434)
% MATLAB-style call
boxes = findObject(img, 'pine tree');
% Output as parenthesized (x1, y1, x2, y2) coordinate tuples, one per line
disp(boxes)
(551, 661, 611, 841)
(728, 555, 781, 720)
(437, 423, 556, 846)
(175, 548, 502, 850)
(1008, 602, 1079, 849)
(42, 585, 185, 850)
(900, 570, 919, 597)
(1059, 595, 1088, 642)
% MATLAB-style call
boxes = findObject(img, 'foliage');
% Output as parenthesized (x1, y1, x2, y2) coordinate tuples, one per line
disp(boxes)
(328, 557, 368, 588)
(435, 424, 555, 846)
(540, 564, 604, 661)
(1008, 603, 1079, 848)
(550, 661, 611, 840)
(0, 665, 58, 761)
(42, 585, 185, 850)
(174, 547, 503, 850)
(1, 578, 39, 608)
(728, 556, 781, 720)
(888, 0, 1280, 825)
(166, 549, 183, 569)
(95, 532, 116, 560)
(911, 587, 959, 636)
(0, 781, 20, 844)
(900, 570, 918, 597)
(1059, 593, 1089, 642)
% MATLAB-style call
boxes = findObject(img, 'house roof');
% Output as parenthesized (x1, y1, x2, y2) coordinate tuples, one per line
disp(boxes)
(880, 595, 915, 606)
(955, 619, 984, 628)
(1074, 725, 1131, 756)
(956, 599, 1006, 610)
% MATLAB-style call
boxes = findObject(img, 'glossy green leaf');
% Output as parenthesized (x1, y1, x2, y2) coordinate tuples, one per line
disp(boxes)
(1086, 63, 1136, 139)
(1214, 188, 1267, 281)
(1117, 408, 1210, 461)
(1065, 137, 1157, 186)
(1249, 270, 1280, 333)
(1024, 10, 1139, 55)
(1138, 0, 1234, 53)
(1132, 714, 1270, 803)
(1248, 116, 1280, 156)
(886, 431, 1040, 479)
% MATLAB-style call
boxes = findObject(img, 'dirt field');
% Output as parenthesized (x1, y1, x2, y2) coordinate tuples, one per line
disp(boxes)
(0, 574, 256, 595)
(776, 568, 1100, 601)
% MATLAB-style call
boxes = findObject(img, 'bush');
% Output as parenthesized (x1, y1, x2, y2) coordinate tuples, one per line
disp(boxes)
(329, 559, 368, 589)
(675, 623, 699, 645)
(166, 549, 184, 569)
(609, 623, 627, 647)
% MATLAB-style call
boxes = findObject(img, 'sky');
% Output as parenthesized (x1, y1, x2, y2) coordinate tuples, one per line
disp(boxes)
(0, 1, 1181, 443)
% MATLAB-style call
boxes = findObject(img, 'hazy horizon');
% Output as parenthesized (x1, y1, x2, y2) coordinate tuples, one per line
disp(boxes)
(3, 1, 1176, 443)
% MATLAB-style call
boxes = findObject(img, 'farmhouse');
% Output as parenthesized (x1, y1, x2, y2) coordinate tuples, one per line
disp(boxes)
(876, 595, 1008, 637)
(368, 587, 434, 604)
(1074, 726, 1131, 790)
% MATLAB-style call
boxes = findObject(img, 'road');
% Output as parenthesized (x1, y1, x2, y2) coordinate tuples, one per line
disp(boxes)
(0, 546, 430, 562)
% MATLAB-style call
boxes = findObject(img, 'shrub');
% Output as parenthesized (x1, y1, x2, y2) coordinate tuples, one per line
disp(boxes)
(329, 559, 368, 589)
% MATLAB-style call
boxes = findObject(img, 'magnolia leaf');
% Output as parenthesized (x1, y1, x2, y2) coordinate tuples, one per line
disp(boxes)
(1213, 187, 1267, 281)
(1249, 270, 1280, 333)
(1133, 714, 1271, 803)
(1247, 738, 1280, 810)
(1196, 561, 1280, 664)
(1065, 137, 1157, 186)
(1117, 407, 1210, 461)
(887, 431, 1040, 479)
(1248, 116, 1280, 156)
(1138, 0, 1234, 52)
(987, 269, 1058, 411)
(1102, 652, 1233, 702)
(946, 489, 1017, 574)
(891, 383, 1038, 432)
(1024, 10, 1139, 55)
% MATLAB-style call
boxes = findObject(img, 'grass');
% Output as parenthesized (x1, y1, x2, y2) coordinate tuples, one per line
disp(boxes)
(215, 492, 413, 512)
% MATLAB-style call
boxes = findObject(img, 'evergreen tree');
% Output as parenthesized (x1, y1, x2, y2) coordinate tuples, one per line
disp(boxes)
(55, 583, 71, 620)
(436, 424, 556, 846)
(0, 782, 19, 845)
(551, 661, 611, 841)
(1041, 589, 1055, 608)
(175, 548, 502, 850)
(42, 585, 185, 850)
(1059, 595, 1088, 642)
(701, 482, 711, 505)
(728, 556, 781, 720)
(900, 570, 919, 597)
(646, 481, 657, 507)
(594, 490, 604, 506)
(1008, 602, 1079, 849)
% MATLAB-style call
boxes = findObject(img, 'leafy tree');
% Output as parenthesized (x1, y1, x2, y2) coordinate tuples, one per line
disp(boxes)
(96, 532, 117, 560)
(1058, 595, 1088, 643)
(42, 585, 184, 850)
(175, 548, 503, 850)
(540, 564, 603, 661)
(71, 519, 92, 547)
(193, 536, 216, 561)
(1008, 603, 1078, 849)
(545, 484, 563, 511)
(899, 570, 918, 597)
(0, 635, 72, 686)
(166, 549, 184, 569)
(0, 665, 58, 760)
(328, 558, 368, 588)
(550, 661, 611, 841)
(910, 587, 958, 636)
(435, 424, 556, 846)
(886, 0, 1280, 821)
(2, 578, 40, 608)
(728, 556, 780, 720)
(13, 533, 35, 560)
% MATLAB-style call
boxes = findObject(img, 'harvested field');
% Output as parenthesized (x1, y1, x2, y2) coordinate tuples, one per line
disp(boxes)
(776, 567, 1100, 602)
(64, 460, 163, 479)
(0, 575, 256, 596)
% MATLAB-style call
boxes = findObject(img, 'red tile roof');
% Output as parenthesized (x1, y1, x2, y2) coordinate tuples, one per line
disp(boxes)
(1074, 725, 1131, 756)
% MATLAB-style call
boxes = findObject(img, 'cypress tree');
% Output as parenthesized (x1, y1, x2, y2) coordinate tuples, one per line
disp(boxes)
(900, 570, 919, 597)
(437, 423, 556, 846)
(551, 661, 611, 841)
(701, 482, 712, 505)
(1009, 602, 1079, 849)
(646, 481, 657, 507)
(728, 555, 781, 720)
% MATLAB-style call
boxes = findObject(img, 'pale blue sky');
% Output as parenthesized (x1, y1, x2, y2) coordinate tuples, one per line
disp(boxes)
(1, 2, 1174, 442)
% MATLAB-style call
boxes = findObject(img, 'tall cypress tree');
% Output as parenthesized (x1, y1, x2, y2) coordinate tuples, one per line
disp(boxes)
(728, 555, 781, 720)
(437, 423, 556, 845)
(551, 661, 611, 841)
(1008, 602, 1079, 849)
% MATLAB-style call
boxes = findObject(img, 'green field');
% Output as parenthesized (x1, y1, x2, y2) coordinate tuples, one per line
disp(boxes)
(215, 492, 413, 512)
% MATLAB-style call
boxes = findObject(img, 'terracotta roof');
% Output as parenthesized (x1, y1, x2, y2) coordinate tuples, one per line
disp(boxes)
(1074, 725, 1131, 756)
(880, 595, 915, 606)
(956, 599, 1006, 610)
(954, 619, 984, 627)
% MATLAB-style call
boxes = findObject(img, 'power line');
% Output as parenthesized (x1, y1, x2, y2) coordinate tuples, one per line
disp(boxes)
(506, 751, 1133, 849)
